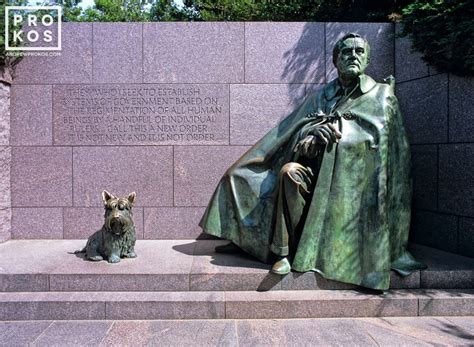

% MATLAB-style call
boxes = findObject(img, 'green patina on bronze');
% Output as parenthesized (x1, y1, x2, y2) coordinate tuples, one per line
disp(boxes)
(200, 33, 426, 290)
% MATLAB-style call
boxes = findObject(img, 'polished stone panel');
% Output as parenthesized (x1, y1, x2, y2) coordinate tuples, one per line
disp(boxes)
(93, 23, 142, 83)
(448, 75, 474, 142)
(144, 207, 205, 239)
(459, 218, 474, 259)
(143, 22, 244, 83)
(73, 146, 173, 207)
(439, 144, 474, 217)
(410, 210, 458, 254)
(10, 85, 52, 145)
(174, 146, 249, 206)
(11, 147, 72, 207)
(394, 24, 429, 83)
(230, 84, 306, 145)
(398, 74, 448, 144)
(245, 22, 325, 83)
(12, 208, 63, 239)
(14, 23, 92, 84)
(411, 145, 438, 210)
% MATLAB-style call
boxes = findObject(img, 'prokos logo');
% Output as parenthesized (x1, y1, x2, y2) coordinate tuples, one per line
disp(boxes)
(5, 6, 62, 51)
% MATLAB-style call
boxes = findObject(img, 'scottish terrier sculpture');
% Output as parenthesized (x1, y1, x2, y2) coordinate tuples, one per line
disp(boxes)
(76, 191, 137, 263)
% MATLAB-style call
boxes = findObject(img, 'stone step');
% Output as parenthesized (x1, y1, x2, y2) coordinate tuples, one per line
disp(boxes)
(0, 240, 473, 292)
(1, 289, 473, 321)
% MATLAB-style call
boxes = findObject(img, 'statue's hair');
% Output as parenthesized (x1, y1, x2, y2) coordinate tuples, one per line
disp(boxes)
(332, 33, 371, 66)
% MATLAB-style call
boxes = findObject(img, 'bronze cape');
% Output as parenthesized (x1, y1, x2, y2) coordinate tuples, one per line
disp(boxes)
(200, 75, 425, 290)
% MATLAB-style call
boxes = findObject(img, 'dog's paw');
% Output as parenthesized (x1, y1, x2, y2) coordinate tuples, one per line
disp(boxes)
(88, 255, 103, 261)
(124, 252, 137, 258)
(108, 255, 121, 263)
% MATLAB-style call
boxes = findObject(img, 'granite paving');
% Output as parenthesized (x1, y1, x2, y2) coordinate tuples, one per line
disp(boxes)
(0, 317, 473, 346)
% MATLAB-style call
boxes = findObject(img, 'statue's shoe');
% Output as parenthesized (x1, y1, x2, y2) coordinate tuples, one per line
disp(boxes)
(214, 242, 241, 254)
(271, 257, 291, 275)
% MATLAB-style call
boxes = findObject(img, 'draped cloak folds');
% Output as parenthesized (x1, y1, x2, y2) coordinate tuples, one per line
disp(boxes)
(199, 75, 425, 290)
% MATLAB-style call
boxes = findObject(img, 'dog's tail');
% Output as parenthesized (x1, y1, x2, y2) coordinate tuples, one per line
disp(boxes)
(73, 247, 86, 254)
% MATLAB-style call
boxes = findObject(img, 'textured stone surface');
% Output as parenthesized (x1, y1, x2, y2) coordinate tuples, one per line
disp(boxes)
(411, 145, 438, 210)
(64, 207, 144, 239)
(0, 292, 106, 320)
(14, 23, 92, 84)
(0, 321, 52, 346)
(439, 144, 474, 217)
(230, 84, 307, 145)
(11, 147, 72, 207)
(34, 321, 112, 346)
(143, 22, 244, 83)
(281, 272, 358, 290)
(245, 22, 325, 84)
(0, 208, 11, 243)
(398, 74, 448, 144)
(49, 240, 195, 291)
(0, 274, 49, 292)
(358, 317, 472, 346)
(190, 240, 280, 291)
(11, 208, 63, 239)
(410, 243, 474, 289)
(105, 291, 225, 319)
(102, 320, 237, 346)
(174, 146, 249, 206)
(395, 25, 429, 83)
(0, 146, 11, 208)
(0, 240, 470, 292)
(237, 318, 378, 346)
(418, 289, 474, 316)
(0, 83, 10, 146)
(459, 218, 474, 259)
(53, 84, 229, 146)
(326, 23, 394, 83)
(0, 146, 11, 242)
(93, 23, 142, 83)
(410, 210, 458, 254)
(390, 271, 421, 289)
(144, 207, 205, 239)
(226, 290, 417, 319)
(449, 76, 474, 142)
(10, 85, 52, 145)
(73, 146, 172, 207)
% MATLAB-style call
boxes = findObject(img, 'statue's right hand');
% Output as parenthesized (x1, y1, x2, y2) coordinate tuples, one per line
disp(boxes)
(294, 135, 319, 158)
(307, 123, 342, 145)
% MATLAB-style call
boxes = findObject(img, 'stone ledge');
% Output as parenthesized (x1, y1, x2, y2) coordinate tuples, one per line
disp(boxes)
(1, 289, 473, 320)
(0, 240, 472, 292)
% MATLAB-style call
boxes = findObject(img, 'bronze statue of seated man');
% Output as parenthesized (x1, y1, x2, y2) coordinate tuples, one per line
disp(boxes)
(200, 33, 425, 291)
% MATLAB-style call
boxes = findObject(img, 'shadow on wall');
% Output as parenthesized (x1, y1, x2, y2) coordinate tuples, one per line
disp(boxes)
(281, 23, 325, 90)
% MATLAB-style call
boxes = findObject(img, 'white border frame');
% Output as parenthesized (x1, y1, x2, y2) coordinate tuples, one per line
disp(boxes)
(5, 5, 62, 51)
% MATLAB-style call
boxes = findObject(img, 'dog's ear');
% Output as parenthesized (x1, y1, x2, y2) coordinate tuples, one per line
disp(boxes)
(102, 190, 116, 205)
(127, 192, 136, 206)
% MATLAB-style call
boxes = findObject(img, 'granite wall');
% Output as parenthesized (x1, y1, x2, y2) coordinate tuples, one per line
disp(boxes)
(396, 27, 474, 258)
(5, 22, 473, 257)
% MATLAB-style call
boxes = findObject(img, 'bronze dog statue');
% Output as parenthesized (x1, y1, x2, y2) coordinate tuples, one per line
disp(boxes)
(76, 191, 137, 263)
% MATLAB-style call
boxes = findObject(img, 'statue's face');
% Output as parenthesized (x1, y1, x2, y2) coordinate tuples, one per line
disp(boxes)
(336, 37, 369, 80)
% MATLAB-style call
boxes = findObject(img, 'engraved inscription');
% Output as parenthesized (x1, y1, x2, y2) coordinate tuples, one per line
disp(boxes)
(53, 84, 229, 145)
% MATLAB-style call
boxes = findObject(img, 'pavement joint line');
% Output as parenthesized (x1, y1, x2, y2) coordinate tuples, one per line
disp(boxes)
(30, 320, 55, 345)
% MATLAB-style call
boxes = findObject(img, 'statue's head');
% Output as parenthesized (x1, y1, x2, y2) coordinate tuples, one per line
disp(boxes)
(332, 33, 371, 80)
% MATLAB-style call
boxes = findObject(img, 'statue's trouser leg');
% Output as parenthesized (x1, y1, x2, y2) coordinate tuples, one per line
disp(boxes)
(271, 162, 312, 257)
